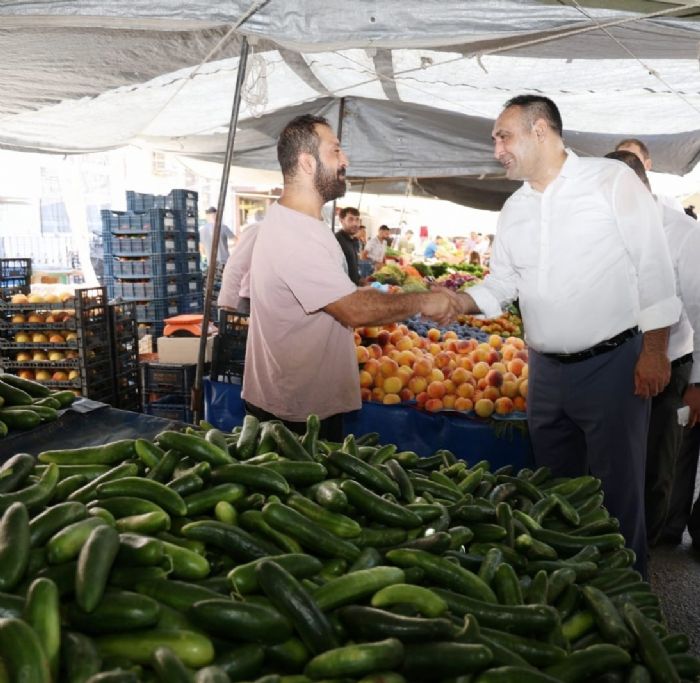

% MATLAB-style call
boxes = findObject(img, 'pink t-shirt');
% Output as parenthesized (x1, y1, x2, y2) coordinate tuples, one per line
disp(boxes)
(242, 202, 360, 421)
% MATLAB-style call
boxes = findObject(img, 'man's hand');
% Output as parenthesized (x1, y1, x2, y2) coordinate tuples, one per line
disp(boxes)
(634, 349, 670, 398)
(683, 384, 700, 428)
(421, 288, 462, 327)
(635, 328, 671, 398)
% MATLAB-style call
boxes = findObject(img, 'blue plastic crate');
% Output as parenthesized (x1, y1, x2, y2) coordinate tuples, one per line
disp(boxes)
(126, 191, 166, 212)
(133, 296, 183, 322)
(110, 275, 181, 300)
(179, 291, 203, 314)
(109, 253, 181, 278)
(179, 273, 203, 297)
(167, 189, 198, 214)
(177, 254, 201, 274)
(107, 231, 180, 257)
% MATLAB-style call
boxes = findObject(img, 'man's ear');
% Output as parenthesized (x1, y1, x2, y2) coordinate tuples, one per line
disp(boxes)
(298, 152, 316, 177)
(533, 119, 547, 141)
(643, 158, 652, 172)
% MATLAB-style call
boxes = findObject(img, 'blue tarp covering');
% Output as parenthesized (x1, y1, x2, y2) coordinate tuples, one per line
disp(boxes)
(204, 379, 533, 471)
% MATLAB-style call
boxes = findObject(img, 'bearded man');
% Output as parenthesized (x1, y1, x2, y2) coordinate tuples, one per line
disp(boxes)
(242, 114, 460, 440)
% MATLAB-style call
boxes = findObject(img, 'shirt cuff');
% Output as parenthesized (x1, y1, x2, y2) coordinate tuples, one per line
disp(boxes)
(466, 285, 503, 319)
(638, 296, 682, 333)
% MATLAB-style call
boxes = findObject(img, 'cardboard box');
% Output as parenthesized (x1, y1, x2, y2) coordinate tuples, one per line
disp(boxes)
(157, 335, 215, 364)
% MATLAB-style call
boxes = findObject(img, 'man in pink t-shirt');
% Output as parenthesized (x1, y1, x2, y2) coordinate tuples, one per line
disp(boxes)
(242, 114, 460, 440)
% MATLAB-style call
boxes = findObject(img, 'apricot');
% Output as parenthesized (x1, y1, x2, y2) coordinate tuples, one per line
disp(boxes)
(380, 357, 399, 377)
(371, 387, 385, 402)
(399, 388, 415, 402)
(427, 328, 441, 342)
(473, 361, 490, 379)
(383, 393, 401, 405)
(356, 346, 370, 364)
(454, 397, 473, 412)
(383, 376, 403, 395)
(359, 370, 373, 388)
(518, 378, 528, 398)
(494, 397, 514, 415)
(457, 382, 475, 399)
(427, 380, 446, 399)
(429, 368, 445, 383)
(483, 386, 501, 402)
(488, 334, 503, 349)
(424, 398, 444, 413)
(485, 369, 504, 388)
(474, 398, 495, 418)
(408, 376, 428, 395)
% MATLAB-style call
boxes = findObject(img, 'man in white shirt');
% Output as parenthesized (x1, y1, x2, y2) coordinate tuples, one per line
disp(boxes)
(615, 138, 685, 214)
(218, 221, 260, 315)
(605, 150, 700, 547)
(363, 225, 391, 269)
(456, 95, 681, 577)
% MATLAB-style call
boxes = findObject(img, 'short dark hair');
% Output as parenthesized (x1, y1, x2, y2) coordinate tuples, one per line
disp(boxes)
(277, 114, 331, 179)
(615, 138, 650, 161)
(378, 225, 390, 232)
(504, 94, 563, 137)
(339, 207, 360, 219)
(605, 150, 650, 189)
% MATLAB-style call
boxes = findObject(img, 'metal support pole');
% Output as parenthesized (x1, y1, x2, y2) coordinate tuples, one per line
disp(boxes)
(192, 36, 250, 422)
(329, 97, 346, 232)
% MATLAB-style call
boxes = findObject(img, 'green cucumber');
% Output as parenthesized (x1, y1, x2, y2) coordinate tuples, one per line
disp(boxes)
(0, 616, 51, 682)
(239, 510, 304, 555)
(156, 431, 233, 466)
(0, 374, 51, 398)
(0, 453, 34, 494)
(401, 641, 492, 679)
(305, 638, 404, 680)
(0, 408, 41, 430)
(116, 533, 164, 566)
(75, 524, 120, 612)
(328, 450, 400, 496)
(338, 605, 456, 642)
(184, 483, 246, 516)
(287, 493, 361, 538)
(313, 566, 405, 611)
(66, 589, 160, 634)
(69, 462, 140, 504)
(0, 502, 30, 591)
(211, 462, 290, 496)
(261, 461, 327, 487)
(62, 630, 102, 683)
(96, 477, 187, 517)
(151, 645, 193, 683)
(236, 414, 260, 460)
(228, 554, 323, 595)
(136, 578, 222, 612)
(181, 519, 281, 562)
(160, 539, 210, 580)
(23, 577, 60, 679)
(133, 439, 164, 469)
(38, 440, 135, 465)
(0, 379, 33, 405)
(46, 516, 109, 564)
(544, 643, 631, 682)
(370, 583, 448, 617)
(270, 421, 314, 461)
(341, 480, 421, 529)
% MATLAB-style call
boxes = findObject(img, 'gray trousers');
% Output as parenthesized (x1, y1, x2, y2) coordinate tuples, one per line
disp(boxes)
(527, 334, 650, 577)
(664, 423, 700, 543)
(645, 360, 691, 545)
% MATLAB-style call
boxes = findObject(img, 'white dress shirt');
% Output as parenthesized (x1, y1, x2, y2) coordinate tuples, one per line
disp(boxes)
(469, 151, 681, 354)
(659, 201, 700, 381)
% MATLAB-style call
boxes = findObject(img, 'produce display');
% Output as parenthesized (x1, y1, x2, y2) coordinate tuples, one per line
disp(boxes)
(355, 324, 528, 418)
(0, 418, 697, 682)
(0, 374, 76, 438)
(0, 288, 115, 402)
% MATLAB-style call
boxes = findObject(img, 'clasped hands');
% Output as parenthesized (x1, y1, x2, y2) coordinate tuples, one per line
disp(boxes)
(420, 287, 464, 327)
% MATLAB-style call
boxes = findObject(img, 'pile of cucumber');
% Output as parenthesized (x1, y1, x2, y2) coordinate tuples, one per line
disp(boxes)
(0, 375, 76, 437)
(0, 414, 697, 682)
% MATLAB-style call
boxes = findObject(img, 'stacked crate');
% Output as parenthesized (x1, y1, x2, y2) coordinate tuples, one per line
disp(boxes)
(102, 189, 203, 339)
(142, 362, 196, 423)
(0, 287, 116, 403)
(210, 309, 248, 384)
(108, 301, 141, 412)
(0, 258, 32, 295)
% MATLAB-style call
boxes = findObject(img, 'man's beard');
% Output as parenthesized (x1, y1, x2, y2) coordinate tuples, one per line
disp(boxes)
(314, 158, 347, 203)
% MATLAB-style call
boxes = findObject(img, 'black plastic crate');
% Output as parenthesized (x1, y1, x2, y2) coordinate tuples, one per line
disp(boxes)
(114, 368, 141, 412)
(210, 310, 248, 383)
(126, 191, 166, 212)
(143, 362, 196, 395)
(144, 393, 193, 423)
(1, 258, 32, 293)
(167, 189, 198, 214)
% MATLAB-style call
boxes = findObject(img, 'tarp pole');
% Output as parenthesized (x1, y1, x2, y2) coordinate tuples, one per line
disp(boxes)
(329, 97, 346, 232)
(192, 35, 250, 422)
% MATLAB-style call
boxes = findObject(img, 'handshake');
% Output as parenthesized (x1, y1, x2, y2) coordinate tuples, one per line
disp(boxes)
(420, 287, 476, 326)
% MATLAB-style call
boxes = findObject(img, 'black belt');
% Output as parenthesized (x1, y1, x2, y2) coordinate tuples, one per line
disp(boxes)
(672, 353, 693, 369)
(542, 327, 640, 364)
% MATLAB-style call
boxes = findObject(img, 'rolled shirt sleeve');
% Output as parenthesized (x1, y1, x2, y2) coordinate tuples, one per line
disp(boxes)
(677, 226, 700, 383)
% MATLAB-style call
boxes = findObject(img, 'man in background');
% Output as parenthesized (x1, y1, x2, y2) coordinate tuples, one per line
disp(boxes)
(200, 207, 234, 268)
(455, 94, 680, 576)
(606, 149, 700, 547)
(397, 229, 415, 255)
(363, 224, 391, 269)
(334, 206, 361, 285)
(615, 139, 685, 214)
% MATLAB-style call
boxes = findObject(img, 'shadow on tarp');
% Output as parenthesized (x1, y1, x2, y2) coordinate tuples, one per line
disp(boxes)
(204, 379, 534, 472)
(0, 398, 185, 460)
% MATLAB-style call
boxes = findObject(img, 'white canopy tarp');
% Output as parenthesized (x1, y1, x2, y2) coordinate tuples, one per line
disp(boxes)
(1, 1, 699, 209)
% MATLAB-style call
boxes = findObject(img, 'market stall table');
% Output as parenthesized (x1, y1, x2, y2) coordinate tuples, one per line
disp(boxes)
(204, 378, 533, 471)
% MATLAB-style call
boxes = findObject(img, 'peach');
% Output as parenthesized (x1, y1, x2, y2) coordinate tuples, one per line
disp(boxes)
(495, 396, 514, 415)
(383, 376, 403, 395)
(15, 333, 31, 343)
(32, 351, 48, 361)
(397, 366, 413, 386)
(473, 361, 490, 379)
(501, 345, 516, 361)
(383, 393, 401, 405)
(443, 394, 456, 410)
(359, 370, 373, 388)
(371, 387, 386, 402)
(353, 331, 362, 345)
(456, 356, 474, 371)
(360, 387, 372, 401)
(502, 371, 517, 383)
(483, 386, 501, 402)
(16, 351, 32, 362)
(518, 379, 528, 398)
(364, 326, 381, 339)
(450, 367, 470, 385)
(427, 380, 446, 399)
(443, 379, 456, 395)
(52, 370, 69, 381)
(408, 376, 428, 395)
(18, 369, 35, 380)
(27, 313, 45, 323)
(443, 330, 458, 340)
(454, 397, 473, 412)
(513, 396, 527, 412)
(429, 368, 445, 383)
(434, 352, 452, 369)
(424, 398, 444, 413)
(455, 340, 471, 354)
(514, 349, 529, 362)
(485, 369, 504, 388)
(35, 370, 52, 381)
(486, 350, 501, 365)
(377, 329, 392, 347)
(457, 382, 475, 399)
(521, 364, 529, 379)
(412, 358, 433, 377)
(474, 398, 495, 418)
(500, 380, 519, 398)
(397, 350, 415, 367)
(396, 337, 414, 352)
(366, 343, 382, 360)
(389, 329, 404, 345)
(415, 391, 429, 407)
(426, 328, 441, 342)
(388, 349, 402, 363)
(356, 346, 370, 363)
(490, 362, 507, 375)
(380, 357, 399, 377)
(472, 347, 489, 363)
(488, 334, 503, 349)
(428, 343, 441, 356)
(65, 332, 78, 342)
(507, 358, 526, 377)
(364, 358, 381, 377)
(399, 388, 415, 402)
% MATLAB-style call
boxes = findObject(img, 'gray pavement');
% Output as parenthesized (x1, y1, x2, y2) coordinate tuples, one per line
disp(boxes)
(649, 466, 700, 656)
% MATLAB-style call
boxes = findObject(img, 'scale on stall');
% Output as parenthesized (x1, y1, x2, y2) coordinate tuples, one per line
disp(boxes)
(163, 314, 217, 338)
(157, 314, 217, 363)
